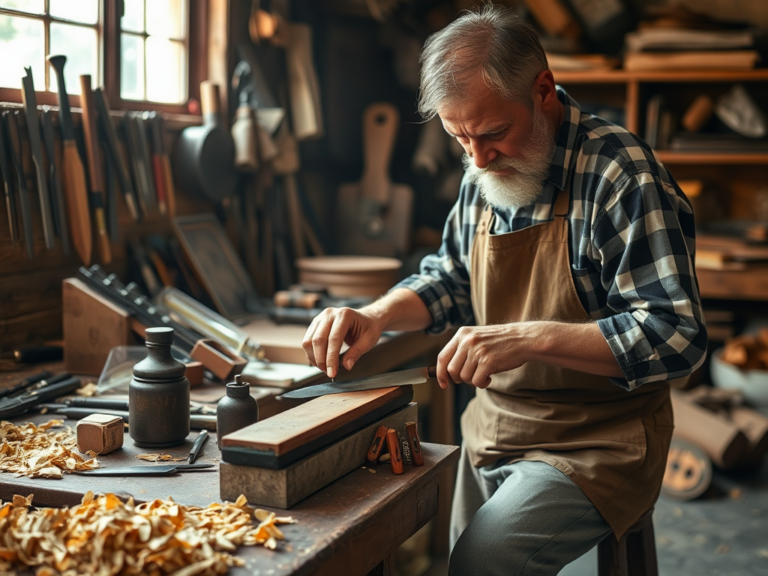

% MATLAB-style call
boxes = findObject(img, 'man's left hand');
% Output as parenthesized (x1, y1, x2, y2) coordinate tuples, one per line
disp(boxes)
(436, 324, 533, 389)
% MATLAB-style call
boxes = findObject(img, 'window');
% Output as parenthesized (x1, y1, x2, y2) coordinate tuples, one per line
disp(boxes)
(0, 0, 200, 112)
(0, 0, 100, 95)
(120, 0, 188, 104)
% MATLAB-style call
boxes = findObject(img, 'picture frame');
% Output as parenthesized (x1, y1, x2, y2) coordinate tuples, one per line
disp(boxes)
(172, 214, 258, 320)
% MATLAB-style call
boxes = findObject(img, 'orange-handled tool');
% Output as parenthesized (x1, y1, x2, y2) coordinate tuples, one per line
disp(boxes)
(366, 424, 388, 465)
(406, 421, 423, 466)
(386, 428, 403, 475)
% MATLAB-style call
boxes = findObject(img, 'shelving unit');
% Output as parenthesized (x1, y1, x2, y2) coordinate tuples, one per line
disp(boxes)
(554, 68, 768, 301)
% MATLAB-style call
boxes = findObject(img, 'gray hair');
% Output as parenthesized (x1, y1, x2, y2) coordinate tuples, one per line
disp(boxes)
(418, 5, 548, 120)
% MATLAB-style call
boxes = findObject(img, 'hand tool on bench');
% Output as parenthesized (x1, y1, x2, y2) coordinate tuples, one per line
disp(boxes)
(21, 67, 55, 250)
(47, 54, 92, 265)
(4, 111, 34, 260)
(41, 108, 71, 255)
(0, 370, 53, 400)
(0, 111, 18, 247)
(7, 373, 71, 397)
(13, 345, 64, 364)
(0, 377, 82, 419)
(93, 87, 140, 221)
(36, 404, 218, 431)
(76, 463, 214, 476)
(79, 74, 112, 264)
(188, 429, 209, 464)
(279, 366, 440, 399)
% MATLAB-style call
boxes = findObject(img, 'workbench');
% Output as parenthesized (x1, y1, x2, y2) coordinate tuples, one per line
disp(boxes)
(0, 413, 458, 576)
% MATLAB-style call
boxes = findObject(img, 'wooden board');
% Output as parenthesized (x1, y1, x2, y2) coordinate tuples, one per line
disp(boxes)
(220, 402, 417, 508)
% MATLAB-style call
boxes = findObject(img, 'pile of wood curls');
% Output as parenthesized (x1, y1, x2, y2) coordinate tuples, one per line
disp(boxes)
(722, 329, 768, 370)
(0, 491, 296, 576)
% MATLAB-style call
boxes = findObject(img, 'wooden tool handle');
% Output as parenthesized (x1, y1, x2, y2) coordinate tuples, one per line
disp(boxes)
(78, 75, 103, 191)
(160, 155, 176, 218)
(386, 428, 403, 475)
(62, 142, 92, 265)
(200, 81, 221, 125)
(152, 155, 167, 214)
(361, 102, 398, 205)
(366, 424, 388, 464)
(406, 421, 423, 466)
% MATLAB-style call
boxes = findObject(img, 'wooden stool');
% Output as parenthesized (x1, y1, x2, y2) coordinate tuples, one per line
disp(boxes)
(597, 508, 658, 576)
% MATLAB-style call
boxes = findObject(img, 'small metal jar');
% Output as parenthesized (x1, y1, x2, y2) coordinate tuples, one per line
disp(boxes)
(217, 375, 258, 449)
(129, 327, 190, 447)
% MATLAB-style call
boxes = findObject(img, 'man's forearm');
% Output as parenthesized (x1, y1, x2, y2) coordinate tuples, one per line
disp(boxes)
(363, 288, 433, 333)
(524, 320, 624, 378)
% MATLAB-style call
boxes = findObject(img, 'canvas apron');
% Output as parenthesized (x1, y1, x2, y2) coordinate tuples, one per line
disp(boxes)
(462, 187, 674, 538)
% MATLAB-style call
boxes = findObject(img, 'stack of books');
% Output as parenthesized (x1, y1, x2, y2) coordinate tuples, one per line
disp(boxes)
(623, 15, 759, 71)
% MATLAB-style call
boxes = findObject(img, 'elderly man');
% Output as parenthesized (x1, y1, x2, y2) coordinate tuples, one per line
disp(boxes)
(303, 5, 706, 574)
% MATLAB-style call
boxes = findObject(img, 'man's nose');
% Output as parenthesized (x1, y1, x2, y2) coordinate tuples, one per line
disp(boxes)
(469, 140, 497, 169)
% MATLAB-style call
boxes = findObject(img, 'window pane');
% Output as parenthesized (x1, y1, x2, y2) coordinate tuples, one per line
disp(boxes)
(146, 0, 185, 39)
(0, 15, 43, 89)
(121, 33, 145, 100)
(50, 0, 98, 25)
(1, 0, 44, 14)
(146, 37, 185, 103)
(121, 0, 144, 33)
(49, 23, 98, 95)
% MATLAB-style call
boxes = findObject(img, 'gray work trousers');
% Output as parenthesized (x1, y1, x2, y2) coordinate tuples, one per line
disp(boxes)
(449, 444, 613, 576)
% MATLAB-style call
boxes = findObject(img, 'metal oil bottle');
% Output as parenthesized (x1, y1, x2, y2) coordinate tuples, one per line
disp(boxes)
(129, 327, 190, 447)
(216, 375, 258, 449)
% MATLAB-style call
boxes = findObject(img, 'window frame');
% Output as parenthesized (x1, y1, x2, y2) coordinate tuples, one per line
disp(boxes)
(0, 0, 206, 116)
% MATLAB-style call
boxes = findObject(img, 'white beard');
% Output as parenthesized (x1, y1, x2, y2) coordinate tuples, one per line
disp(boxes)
(463, 106, 556, 210)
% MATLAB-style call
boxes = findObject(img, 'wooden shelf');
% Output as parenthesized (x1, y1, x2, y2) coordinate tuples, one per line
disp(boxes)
(553, 68, 768, 84)
(656, 151, 768, 165)
(697, 266, 768, 301)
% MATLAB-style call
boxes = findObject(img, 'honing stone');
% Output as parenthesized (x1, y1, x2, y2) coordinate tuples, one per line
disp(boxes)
(220, 402, 417, 508)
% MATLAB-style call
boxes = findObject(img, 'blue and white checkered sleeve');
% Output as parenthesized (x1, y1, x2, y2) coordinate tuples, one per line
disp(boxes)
(393, 190, 475, 335)
(593, 172, 708, 390)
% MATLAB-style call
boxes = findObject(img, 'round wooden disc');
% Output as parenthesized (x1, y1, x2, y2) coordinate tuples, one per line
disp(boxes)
(295, 256, 402, 273)
(661, 438, 713, 501)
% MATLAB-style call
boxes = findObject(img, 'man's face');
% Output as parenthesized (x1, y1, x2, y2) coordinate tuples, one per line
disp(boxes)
(438, 81, 556, 209)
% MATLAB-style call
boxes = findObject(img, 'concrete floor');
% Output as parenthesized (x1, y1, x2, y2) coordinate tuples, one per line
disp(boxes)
(561, 459, 768, 576)
(424, 458, 768, 576)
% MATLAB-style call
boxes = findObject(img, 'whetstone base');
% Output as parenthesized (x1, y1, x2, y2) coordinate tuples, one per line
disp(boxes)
(220, 402, 417, 508)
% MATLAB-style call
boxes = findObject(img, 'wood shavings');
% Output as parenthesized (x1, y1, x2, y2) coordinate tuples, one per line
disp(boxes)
(0, 420, 99, 478)
(0, 491, 297, 575)
(137, 453, 188, 462)
(74, 382, 98, 397)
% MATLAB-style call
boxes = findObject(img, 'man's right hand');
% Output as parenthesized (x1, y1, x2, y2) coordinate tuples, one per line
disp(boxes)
(302, 307, 385, 379)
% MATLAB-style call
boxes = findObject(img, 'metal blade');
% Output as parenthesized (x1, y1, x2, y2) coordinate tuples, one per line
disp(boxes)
(76, 463, 214, 476)
(279, 367, 430, 399)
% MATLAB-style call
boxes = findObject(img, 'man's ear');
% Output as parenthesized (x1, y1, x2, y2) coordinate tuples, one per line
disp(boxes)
(531, 69, 557, 111)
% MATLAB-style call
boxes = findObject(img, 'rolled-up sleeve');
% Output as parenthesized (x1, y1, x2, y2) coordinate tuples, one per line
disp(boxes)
(594, 172, 708, 390)
(393, 185, 475, 334)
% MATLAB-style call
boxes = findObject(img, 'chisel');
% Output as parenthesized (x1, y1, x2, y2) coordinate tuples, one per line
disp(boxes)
(21, 67, 55, 250)
(47, 54, 92, 265)
(0, 110, 18, 247)
(93, 87, 140, 221)
(79, 74, 111, 264)
(41, 107, 70, 256)
(4, 111, 34, 260)
(148, 111, 168, 215)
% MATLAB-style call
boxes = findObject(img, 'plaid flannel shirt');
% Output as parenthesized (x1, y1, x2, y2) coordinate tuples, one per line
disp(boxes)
(396, 87, 707, 390)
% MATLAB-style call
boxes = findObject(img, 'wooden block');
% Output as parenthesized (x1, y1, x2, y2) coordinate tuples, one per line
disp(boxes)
(671, 389, 749, 469)
(63, 278, 136, 375)
(221, 386, 413, 469)
(220, 403, 417, 508)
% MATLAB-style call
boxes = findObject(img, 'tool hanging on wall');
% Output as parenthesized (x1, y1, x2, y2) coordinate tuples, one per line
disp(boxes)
(41, 108, 71, 255)
(21, 67, 55, 251)
(0, 109, 19, 248)
(135, 112, 158, 212)
(4, 111, 34, 261)
(47, 54, 92, 265)
(123, 112, 153, 215)
(149, 112, 177, 218)
(231, 62, 259, 172)
(94, 87, 140, 222)
(79, 74, 112, 264)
